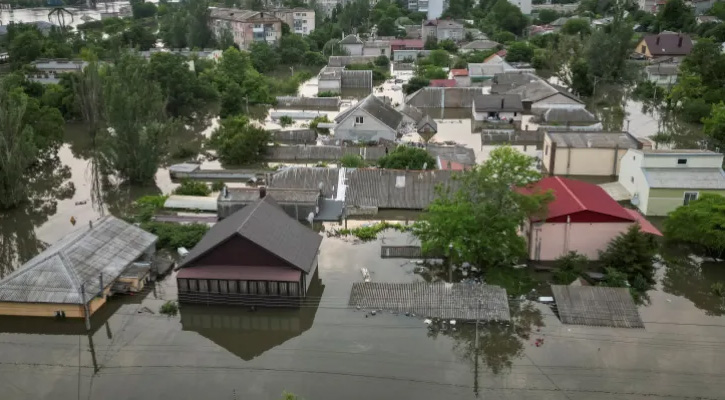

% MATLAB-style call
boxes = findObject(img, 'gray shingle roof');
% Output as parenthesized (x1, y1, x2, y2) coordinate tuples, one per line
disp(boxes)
(473, 93, 524, 112)
(547, 131, 641, 149)
(269, 167, 341, 198)
(642, 168, 725, 189)
(645, 63, 679, 76)
(335, 95, 404, 131)
(542, 108, 597, 123)
(340, 34, 363, 45)
(642, 34, 693, 56)
(416, 115, 438, 133)
(221, 187, 320, 204)
(0, 216, 157, 305)
(461, 40, 499, 50)
(552, 285, 644, 328)
(178, 197, 322, 272)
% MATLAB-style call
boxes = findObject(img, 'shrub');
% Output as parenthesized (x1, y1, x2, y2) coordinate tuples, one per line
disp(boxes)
(278, 115, 293, 127)
(140, 222, 210, 249)
(309, 115, 331, 134)
(377, 146, 436, 170)
(316, 91, 339, 98)
(340, 153, 365, 167)
(210, 181, 226, 192)
(160, 301, 178, 316)
(552, 251, 587, 284)
(174, 180, 211, 196)
(130, 195, 169, 223)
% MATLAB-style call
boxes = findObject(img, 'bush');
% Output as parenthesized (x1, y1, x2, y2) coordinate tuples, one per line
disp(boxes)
(130, 195, 169, 223)
(140, 222, 210, 249)
(211, 181, 226, 192)
(552, 251, 587, 284)
(340, 153, 366, 167)
(278, 115, 293, 127)
(680, 98, 712, 123)
(160, 301, 178, 316)
(332, 222, 411, 241)
(174, 180, 211, 196)
(316, 91, 339, 98)
(309, 115, 331, 134)
(664, 193, 725, 258)
(210, 116, 270, 165)
(378, 146, 436, 170)
(374, 55, 390, 67)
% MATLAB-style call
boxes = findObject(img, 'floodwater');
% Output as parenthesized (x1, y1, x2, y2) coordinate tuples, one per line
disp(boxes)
(1, 63, 724, 399)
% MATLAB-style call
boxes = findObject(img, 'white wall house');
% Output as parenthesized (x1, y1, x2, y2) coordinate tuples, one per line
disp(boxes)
(618, 149, 725, 216)
(543, 131, 646, 176)
(333, 95, 404, 142)
(645, 63, 678, 87)
(472, 93, 523, 122)
(340, 34, 364, 56)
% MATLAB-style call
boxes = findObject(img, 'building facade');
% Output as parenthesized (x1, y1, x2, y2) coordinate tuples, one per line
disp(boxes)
(508, 0, 532, 14)
(333, 95, 404, 142)
(543, 131, 646, 176)
(422, 19, 465, 41)
(209, 8, 283, 50)
(28, 59, 87, 84)
(618, 149, 725, 216)
(270, 8, 315, 35)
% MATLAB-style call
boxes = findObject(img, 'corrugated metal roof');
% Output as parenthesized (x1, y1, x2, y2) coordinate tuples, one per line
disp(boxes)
(642, 168, 725, 189)
(0, 216, 157, 304)
(345, 169, 460, 209)
(473, 93, 524, 112)
(271, 129, 317, 145)
(543, 108, 597, 123)
(461, 40, 500, 50)
(551, 285, 644, 328)
(269, 167, 340, 198)
(220, 187, 320, 204)
(178, 197, 322, 272)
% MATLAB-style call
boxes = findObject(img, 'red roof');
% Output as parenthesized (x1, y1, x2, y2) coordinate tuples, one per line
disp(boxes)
(625, 209, 663, 236)
(437, 156, 467, 171)
(390, 39, 424, 48)
(450, 69, 469, 77)
(429, 79, 456, 88)
(177, 265, 302, 281)
(521, 177, 634, 223)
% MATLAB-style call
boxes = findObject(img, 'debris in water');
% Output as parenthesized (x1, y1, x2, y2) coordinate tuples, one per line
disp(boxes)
(75, 200, 87, 206)
(424, 319, 432, 325)
(450, 320, 456, 325)
(371, 310, 377, 316)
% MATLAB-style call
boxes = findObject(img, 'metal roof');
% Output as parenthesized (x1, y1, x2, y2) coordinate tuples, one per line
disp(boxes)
(271, 129, 317, 145)
(642, 168, 725, 189)
(642, 34, 693, 56)
(345, 169, 460, 209)
(473, 93, 524, 112)
(269, 167, 340, 198)
(0, 216, 157, 305)
(645, 63, 679, 76)
(547, 131, 641, 149)
(426, 145, 475, 166)
(461, 40, 499, 50)
(178, 197, 322, 272)
(220, 187, 320, 204)
(542, 108, 597, 123)
(551, 285, 644, 328)
(335, 95, 404, 131)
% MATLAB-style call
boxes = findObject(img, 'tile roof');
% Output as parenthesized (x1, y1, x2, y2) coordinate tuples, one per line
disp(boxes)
(642, 34, 693, 56)
(178, 197, 322, 272)
(0, 216, 157, 305)
(450, 68, 469, 76)
(642, 168, 725, 189)
(335, 95, 404, 131)
(521, 177, 635, 222)
(473, 93, 524, 112)
(547, 131, 641, 149)
(429, 79, 457, 87)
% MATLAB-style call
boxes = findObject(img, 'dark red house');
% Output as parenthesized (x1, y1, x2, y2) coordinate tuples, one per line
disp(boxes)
(176, 195, 322, 305)
(390, 39, 424, 52)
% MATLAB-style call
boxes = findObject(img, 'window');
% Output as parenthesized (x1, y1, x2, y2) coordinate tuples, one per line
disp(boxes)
(209, 280, 220, 293)
(544, 145, 549, 156)
(641, 45, 647, 53)
(178, 279, 189, 292)
(228, 280, 237, 293)
(254, 24, 261, 28)
(268, 281, 279, 295)
(219, 280, 228, 294)
(257, 281, 267, 295)
(279, 282, 288, 296)
(684, 191, 698, 205)
(189, 279, 198, 292)
(239, 280, 248, 294)
(199, 279, 209, 292)
(677, 158, 687, 165)
(355, 116, 364, 124)
(248, 281, 257, 294)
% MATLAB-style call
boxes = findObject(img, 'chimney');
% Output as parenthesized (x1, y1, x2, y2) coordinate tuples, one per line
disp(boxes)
(501, 98, 505, 109)
(678, 36, 683, 47)
(259, 186, 267, 199)
(656, 36, 660, 45)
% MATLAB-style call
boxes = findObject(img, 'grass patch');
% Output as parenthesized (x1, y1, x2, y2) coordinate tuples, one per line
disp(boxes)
(140, 222, 210, 249)
(173, 180, 211, 196)
(159, 301, 179, 316)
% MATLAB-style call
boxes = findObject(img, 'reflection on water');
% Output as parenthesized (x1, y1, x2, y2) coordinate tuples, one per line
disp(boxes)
(179, 274, 324, 361)
(662, 257, 725, 316)
(429, 302, 544, 376)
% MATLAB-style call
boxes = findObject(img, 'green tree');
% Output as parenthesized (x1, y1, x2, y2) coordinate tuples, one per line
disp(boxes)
(374, 55, 390, 67)
(174, 180, 211, 196)
(485, 0, 528, 35)
(664, 194, 725, 259)
(131, 0, 157, 19)
(413, 146, 551, 271)
(505, 42, 534, 62)
(437, 39, 458, 53)
(492, 30, 516, 44)
(599, 224, 659, 296)
(424, 36, 438, 50)
(584, 6, 635, 84)
(72, 61, 104, 139)
(552, 251, 587, 284)
(403, 76, 430, 94)
(0, 84, 38, 209)
(710, 1, 725, 19)
(99, 54, 172, 184)
(302, 51, 327, 66)
(703, 102, 725, 147)
(377, 146, 436, 170)
(561, 18, 591, 36)
(377, 17, 398, 36)
(209, 47, 272, 114)
(121, 22, 157, 50)
(278, 115, 293, 127)
(537, 9, 560, 24)
(655, 0, 696, 33)
(210, 116, 270, 165)
(249, 42, 281, 72)
(279, 34, 310, 64)
(309, 115, 330, 134)
(427, 49, 450, 67)
(148, 52, 218, 118)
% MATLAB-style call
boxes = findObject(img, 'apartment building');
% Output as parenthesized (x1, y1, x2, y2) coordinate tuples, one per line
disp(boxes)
(270, 8, 315, 35)
(209, 8, 283, 50)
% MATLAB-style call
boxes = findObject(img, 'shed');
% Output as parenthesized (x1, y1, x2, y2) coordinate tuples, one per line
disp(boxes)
(551, 285, 644, 328)
(0, 216, 157, 318)
(543, 131, 644, 176)
(472, 93, 523, 121)
(177, 196, 323, 305)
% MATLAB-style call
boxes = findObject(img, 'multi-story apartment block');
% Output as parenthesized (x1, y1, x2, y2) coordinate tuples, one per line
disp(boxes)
(422, 19, 464, 41)
(209, 8, 283, 50)
(270, 8, 316, 35)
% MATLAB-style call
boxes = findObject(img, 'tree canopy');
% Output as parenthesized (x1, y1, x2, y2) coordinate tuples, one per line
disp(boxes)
(599, 224, 660, 301)
(413, 146, 552, 271)
(664, 194, 725, 259)
(377, 146, 436, 170)
(209, 116, 270, 165)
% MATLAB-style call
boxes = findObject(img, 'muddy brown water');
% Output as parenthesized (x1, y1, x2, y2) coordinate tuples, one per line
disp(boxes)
(1, 92, 724, 398)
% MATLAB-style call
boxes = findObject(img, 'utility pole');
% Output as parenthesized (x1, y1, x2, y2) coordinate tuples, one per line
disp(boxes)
(80, 283, 91, 331)
(473, 300, 481, 398)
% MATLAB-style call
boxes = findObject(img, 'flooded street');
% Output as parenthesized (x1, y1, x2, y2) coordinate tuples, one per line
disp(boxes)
(0, 58, 723, 398)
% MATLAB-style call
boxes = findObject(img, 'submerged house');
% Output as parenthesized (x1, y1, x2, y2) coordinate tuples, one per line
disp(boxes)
(334, 94, 405, 142)
(618, 149, 725, 216)
(176, 196, 323, 305)
(520, 177, 661, 261)
(217, 186, 321, 220)
(0, 216, 157, 318)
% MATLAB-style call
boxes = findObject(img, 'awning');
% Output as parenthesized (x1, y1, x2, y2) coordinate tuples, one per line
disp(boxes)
(625, 209, 662, 236)
(177, 265, 302, 282)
